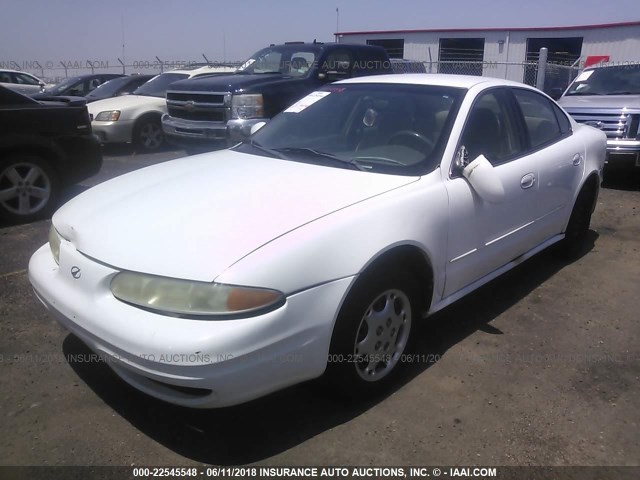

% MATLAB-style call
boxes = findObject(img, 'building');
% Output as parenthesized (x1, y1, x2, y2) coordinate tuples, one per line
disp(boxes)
(336, 20, 640, 87)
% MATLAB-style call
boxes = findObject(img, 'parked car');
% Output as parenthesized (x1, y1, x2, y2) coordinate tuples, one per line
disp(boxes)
(162, 42, 393, 151)
(88, 65, 236, 151)
(85, 74, 154, 103)
(0, 69, 49, 95)
(558, 64, 640, 171)
(0, 86, 102, 223)
(29, 75, 605, 408)
(34, 74, 126, 98)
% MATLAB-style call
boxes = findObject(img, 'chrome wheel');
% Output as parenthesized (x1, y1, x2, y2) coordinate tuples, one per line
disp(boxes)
(0, 162, 52, 216)
(353, 288, 412, 382)
(137, 121, 163, 150)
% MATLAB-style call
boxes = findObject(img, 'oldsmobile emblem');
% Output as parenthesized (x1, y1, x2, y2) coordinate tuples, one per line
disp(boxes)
(70, 266, 82, 279)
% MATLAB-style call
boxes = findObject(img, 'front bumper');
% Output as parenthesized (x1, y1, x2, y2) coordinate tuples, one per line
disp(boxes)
(606, 139, 640, 167)
(91, 119, 135, 144)
(162, 114, 267, 146)
(28, 242, 352, 408)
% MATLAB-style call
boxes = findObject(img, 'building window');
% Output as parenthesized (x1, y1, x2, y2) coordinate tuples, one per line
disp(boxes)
(366, 39, 405, 59)
(438, 38, 485, 76)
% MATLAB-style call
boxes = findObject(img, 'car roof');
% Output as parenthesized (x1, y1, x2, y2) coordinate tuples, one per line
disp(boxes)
(338, 73, 531, 90)
(0, 69, 37, 75)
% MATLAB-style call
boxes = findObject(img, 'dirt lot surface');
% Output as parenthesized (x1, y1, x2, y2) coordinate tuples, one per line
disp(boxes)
(1, 147, 638, 468)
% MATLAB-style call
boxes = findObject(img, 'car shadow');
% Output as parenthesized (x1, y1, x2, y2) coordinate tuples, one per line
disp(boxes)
(62, 232, 597, 465)
(602, 167, 640, 192)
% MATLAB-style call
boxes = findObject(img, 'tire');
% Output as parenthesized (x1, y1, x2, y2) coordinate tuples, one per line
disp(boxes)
(558, 182, 596, 258)
(326, 267, 419, 397)
(0, 153, 59, 223)
(134, 117, 164, 151)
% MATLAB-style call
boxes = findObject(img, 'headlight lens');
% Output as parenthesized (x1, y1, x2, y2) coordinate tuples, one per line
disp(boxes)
(110, 271, 284, 317)
(231, 94, 264, 119)
(94, 110, 121, 121)
(48, 225, 61, 265)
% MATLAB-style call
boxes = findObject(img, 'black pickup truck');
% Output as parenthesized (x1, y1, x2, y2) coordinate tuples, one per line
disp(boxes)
(162, 42, 393, 151)
(0, 86, 102, 223)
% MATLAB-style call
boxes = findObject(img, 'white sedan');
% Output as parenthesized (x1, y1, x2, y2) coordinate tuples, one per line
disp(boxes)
(29, 74, 606, 408)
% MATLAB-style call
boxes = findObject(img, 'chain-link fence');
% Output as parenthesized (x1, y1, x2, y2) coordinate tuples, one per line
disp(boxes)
(2, 55, 579, 98)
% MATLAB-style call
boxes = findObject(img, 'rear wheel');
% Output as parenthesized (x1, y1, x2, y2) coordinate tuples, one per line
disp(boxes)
(327, 268, 418, 396)
(0, 153, 58, 223)
(134, 118, 164, 151)
(558, 181, 596, 258)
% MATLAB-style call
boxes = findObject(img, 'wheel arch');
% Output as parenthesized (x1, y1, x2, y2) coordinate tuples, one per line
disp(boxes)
(343, 243, 435, 324)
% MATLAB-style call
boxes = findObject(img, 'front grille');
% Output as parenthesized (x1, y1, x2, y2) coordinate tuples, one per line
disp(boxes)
(167, 105, 225, 122)
(167, 92, 226, 104)
(166, 89, 230, 122)
(567, 109, 639, 140)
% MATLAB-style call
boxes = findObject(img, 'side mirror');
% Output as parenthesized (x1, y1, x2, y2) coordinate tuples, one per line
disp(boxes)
(250, 121, 267, 135)
(462, 154, 505, 204)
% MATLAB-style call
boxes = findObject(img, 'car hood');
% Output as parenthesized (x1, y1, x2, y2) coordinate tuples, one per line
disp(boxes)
(169, 73, 301, 94)
(558, 94, 640, 110)
(53, 150, 418, 282)
(87, 95, 165, 115)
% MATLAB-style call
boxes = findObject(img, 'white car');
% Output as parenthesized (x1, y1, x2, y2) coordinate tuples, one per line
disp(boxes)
(88, 65, 236, 150)
(0, 69, 48, 95)
(29, 74, 606, 408)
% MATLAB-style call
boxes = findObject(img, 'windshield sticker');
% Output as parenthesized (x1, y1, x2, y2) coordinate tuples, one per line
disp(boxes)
(574, 70, 594, 82)
(239, 58, 255, 70)
(285, 91, 331, 113)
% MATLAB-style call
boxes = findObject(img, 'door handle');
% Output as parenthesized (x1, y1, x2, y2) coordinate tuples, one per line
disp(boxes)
(572, 153, 583, 166)
(521, 173, 536, 189)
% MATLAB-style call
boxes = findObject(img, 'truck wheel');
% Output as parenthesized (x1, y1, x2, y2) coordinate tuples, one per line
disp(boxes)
(0, 154, 59, 223)
(134, 118, 164, 151)
(326, 267, 418, 397)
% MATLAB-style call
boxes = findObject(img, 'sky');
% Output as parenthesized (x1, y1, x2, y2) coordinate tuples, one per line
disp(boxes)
(2, 0, 639, 69)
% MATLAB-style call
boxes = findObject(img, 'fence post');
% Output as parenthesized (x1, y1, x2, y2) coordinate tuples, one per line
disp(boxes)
(34, 61, 44, 79)
(536, 47, 548, 91)
(118, 58, 125, 74)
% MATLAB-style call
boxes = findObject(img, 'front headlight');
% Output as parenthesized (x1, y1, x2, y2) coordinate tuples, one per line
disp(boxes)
(94, 110, 121, 121)
(48, 225, 61, 265)
(231, 94, 264, 120)
(110, 271, 284, 318)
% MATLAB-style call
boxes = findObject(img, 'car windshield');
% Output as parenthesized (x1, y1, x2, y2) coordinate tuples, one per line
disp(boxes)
(43, 76, 82, 95)
(87, 76, 132, 98)
(236, 45, 318, 77)
(565, 65, 640, 96)
(132, 73, 189, 97)
(235, 83, 464, 176)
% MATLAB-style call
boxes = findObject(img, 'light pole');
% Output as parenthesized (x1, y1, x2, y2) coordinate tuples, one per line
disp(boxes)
(335, 7, 340, 43)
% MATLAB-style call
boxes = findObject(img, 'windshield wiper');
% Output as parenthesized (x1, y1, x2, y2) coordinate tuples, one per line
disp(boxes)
(566, 91, 603, 96)
(243, 140, 287, 159)
(273, 147, 366, 171)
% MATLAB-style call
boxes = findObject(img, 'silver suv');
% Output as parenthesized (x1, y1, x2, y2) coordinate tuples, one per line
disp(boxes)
(558, 64, 640, 170)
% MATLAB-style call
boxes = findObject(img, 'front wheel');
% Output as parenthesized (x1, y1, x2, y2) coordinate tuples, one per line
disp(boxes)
(134, 118, 164, 151)
(0, 154, 59, 223)
(327, 269, 418, 396)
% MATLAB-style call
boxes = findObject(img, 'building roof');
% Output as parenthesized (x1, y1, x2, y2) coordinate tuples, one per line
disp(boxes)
(336, 20, 640, 36)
